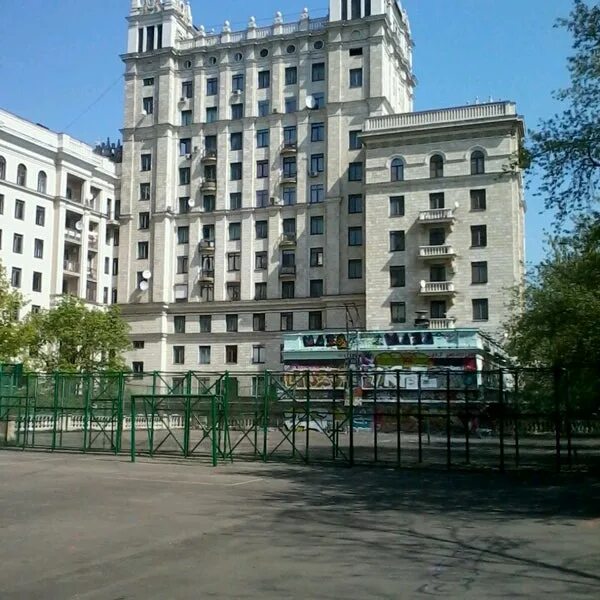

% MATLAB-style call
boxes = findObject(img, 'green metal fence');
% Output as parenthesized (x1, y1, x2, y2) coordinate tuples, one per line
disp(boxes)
(1, 367, 598, 472)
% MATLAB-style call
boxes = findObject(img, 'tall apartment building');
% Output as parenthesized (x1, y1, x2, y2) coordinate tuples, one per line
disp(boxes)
(0, 109, 120, 313)
(120, 0, 525, 374)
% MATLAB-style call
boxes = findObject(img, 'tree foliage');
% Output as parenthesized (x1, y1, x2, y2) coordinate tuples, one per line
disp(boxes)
(529, 0, 600, 225)
(28, 296, 131, 373)
(0, 260, 31, 364)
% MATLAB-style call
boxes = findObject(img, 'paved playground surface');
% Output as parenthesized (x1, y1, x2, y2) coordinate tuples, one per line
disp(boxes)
(0, 452, 598, 599)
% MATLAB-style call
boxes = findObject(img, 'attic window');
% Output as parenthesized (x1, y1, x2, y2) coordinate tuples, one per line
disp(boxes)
(349, 47, 363, 56)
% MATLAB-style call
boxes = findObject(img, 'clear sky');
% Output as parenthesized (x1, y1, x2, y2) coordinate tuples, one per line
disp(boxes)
(0, 0, 575, 264)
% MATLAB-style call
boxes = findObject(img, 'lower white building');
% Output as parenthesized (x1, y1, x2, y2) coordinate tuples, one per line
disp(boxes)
(0, 109, 120, 314)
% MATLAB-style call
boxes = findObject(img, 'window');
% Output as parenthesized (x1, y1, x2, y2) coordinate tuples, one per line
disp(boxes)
(179, 138, 191, 156)
(283, 126, 297, 144)
(104, 258, 110, 275)
(310, 185, 324, 204)
(257, 189, 269, 208)
(430, 193, 445, 209)
(430, 264, 447, 282)
(281, 312, 294, 331)
(390, 196, 405, 216)
(230, 192, 242, 210)
(206, 77, 218, 95)
(311, 123, 325, 142)
(281, 281, 295, 299)
(198, 346, 211, 365)
(252, 345, 266, 364)
(471, 151, 485, 175)
(348, 162, 363, 181)
(227, 283, 240, 301)
(13, 234, 23, 254)
(348, 194, 363, 214)
(177, 256, 189, 274)
(112, 288, 118, 304)
(139, 183, 151, 201)
(348, 259, 362, 279)
(199, 315, 212, 333)
(113, 259, 119, 276)
(232, 74, 244, 91)
(174, 316, 186, 333)
(37, 171, 47, 194)
(182, 81, 193, 98)
(349, 68, 363, 87)
(201, 285, 214, 302)
(231, 103, 244, 120)
(0, 229, 2, 250)
(255, 220, 268, 239)
(255, 252, 268, 270)
(143, 97, 154, 115)
(256, 160, 269, 178)
(205, 135, 217, 152)
(133, 340, 145, 349)
(253, 313, 266, 332)
(226, 314, 238, 332)
(177, 226, 189, 244)
(431, 300, 447, 319)
(313, 93, 326, 109)
(178, 197, 190, 214)
(143, 77, 154, 86)
(228, 252, 241, 272)
(225, 346, 238, 364)
(181, 110, 192, 126)
(173, 346, 185, 365)
(202, 224, 215, 241)
(141, 154, 152, 171)
(285, 97, 297, 113)
(391, 158, 404, 182)
(285, 67, 297, 85)
(0, 156, 5, 179)
(471, 225, 487, 248)
(255, 282, 267, 300)
(349, 130, 361, 150)
(283, 157, 297, 178)
(254, 101, 268, 118)
(429, 228, 446, 246)
(11, 267, 21, 288)
(281, 250, 296, 269)
(15, 200, 25, 220)
(282, 187, 296, 206)
(310, 216, 324, 235)
(470, 189, 487, 211)
(310, 279, 324, 298)
(206, 107, 218, 123)
(230, 162, 242, 180)
(258, 70, 271, 89)
(0, 194, 4, 213)
(430, 154, 444, 178)
(310, 154, 325, 173)
(472, 261, 488, 284)
(348, 227, 363, 246)
(308, 311, 323, 331)
(390, 230, 405, 251)
(137, 241, 149, 259)
(228, 132, 242, 151)
(172, 165, 189, 186)
(390, 302, 406, 324)
(203, 195, 215, 212)
(472, 299, 489, 321)
(256, 129, 269, 148)
(34, 238, 44, 259)
(17, 164, 27, 186)
(390, 266, 406, 287)
(349, 47, 363, 56)
(229, 222, 241, 241)
(310, 247, 324, 267)
(312, 63, 325, 82)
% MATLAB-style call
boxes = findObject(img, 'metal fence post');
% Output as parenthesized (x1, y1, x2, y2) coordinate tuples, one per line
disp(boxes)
(417, 372, 423, 464)
(499, 369, 505, 473)
(262, 371, 269, 462)
(464, 373, 470, 466)
(130, 396, 136, 463)
(396, 370, 401, 469)
(51, 373, 59, 451)
(305, 371, 310, 465)
(348, 371, 354, 467)
(446, 371, 451, 470)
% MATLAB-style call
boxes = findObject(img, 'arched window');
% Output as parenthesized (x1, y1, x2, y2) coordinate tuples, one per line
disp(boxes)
(430, 154, 444, 178)
(37, 171, 47, 194)
(17, 164, 27, 187)
(390, 158, 404, 182)
(471, 150, 485, 175)
(0, 156, 5, 180)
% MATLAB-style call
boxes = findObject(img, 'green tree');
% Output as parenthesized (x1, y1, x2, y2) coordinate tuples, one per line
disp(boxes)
(0, 260, 31, 364)
(29, 296, 131, 373)
(529, 0, 600, 224)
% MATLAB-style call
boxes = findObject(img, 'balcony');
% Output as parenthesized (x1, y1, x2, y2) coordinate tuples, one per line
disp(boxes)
(198, 239, 215, 253)
(418, 281, 456, 296)
(419, 208, 456, 224)
(279, 233, 297, 247)
(87, 268, 97, 281)
(198, 270, 215, 283)
(65, 229, 82, 243)
(201, 178, 217, 193)
(280, 173, 297, 185)
(279, 265, 297, 278)
(429, 318, 457, 330)
(281, 142, 297, 155)
(88, 234, 99, 250)
(418, 245, 456, 260)
(63, 260, 81, 274)
(201, 150, 217, 164)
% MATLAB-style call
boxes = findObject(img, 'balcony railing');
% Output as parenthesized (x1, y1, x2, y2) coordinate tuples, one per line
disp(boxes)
(280, 173, 297, 184)
(419, 281, 456, 295)
(63, 260, 80, 273)
(279, 233, 297, 246)
(88, 234, 99, 249)
(201, 178, 217, 192)
(198, 270, 215, 282)
(419, 208, 456, 223)
(419, 245, 456, 259)
(65, 229, 82, 242)
(87, 268, 97, 281)
(429, 318, 457, 330)
(198, 239, 215, 252)
(279, 265, 297, 277)
(201, 150, 217, 163)
(281, 142, 297, 154)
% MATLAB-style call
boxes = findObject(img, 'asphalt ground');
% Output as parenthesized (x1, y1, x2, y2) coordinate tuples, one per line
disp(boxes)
(0, 451, 599, 599)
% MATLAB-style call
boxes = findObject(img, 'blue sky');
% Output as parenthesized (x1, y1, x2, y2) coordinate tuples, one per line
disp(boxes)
(0, 0, 575, 264)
